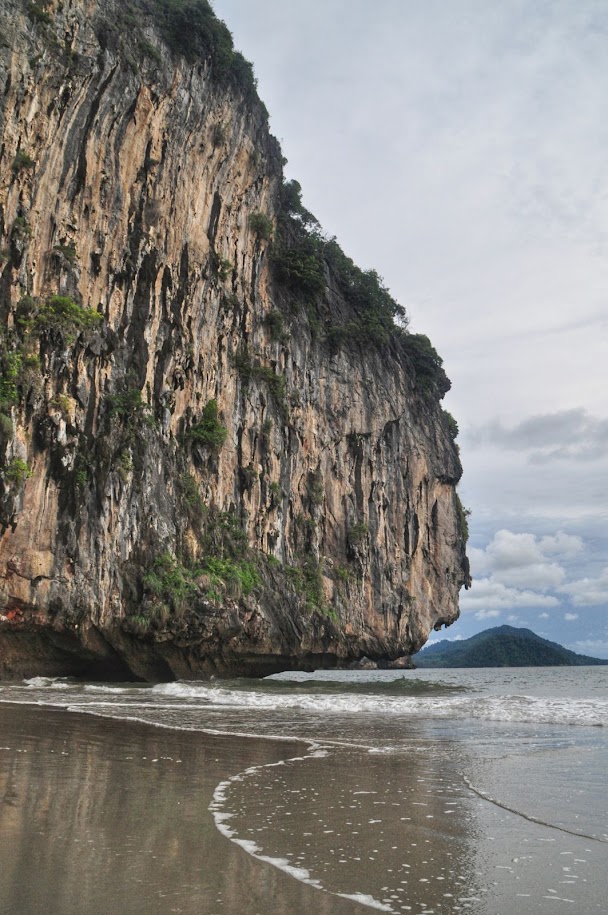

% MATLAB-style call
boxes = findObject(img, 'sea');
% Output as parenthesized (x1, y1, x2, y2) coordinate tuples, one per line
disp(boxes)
(0, 667, 606, 914)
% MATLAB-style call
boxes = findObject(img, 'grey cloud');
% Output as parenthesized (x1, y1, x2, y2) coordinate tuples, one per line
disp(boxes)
(467, 409, 608, 461)
(460, 446, 608, 521)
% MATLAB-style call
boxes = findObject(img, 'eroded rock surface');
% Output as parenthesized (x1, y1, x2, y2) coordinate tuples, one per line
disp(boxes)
(0, 0, 470, 680)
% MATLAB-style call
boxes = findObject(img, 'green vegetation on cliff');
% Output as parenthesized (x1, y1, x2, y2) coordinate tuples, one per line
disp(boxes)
(186, 399, 228, 450)
(272, 179, 407, 348)
(25, 0, 265, 112)
(148, 0, 259, 101)
(415, 626, 608, 668)
(271, 179, 452, 398)
(455, 494, 470, 544)
(0, 0, 468, 678)
(11, 149, 35, 174)
(18, 294, 103, 343)
(142, 551, 260, 613)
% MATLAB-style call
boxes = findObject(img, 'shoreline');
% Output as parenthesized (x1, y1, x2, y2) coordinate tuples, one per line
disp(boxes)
(0, 703, 367, 915)
(1, 674, 606, 915)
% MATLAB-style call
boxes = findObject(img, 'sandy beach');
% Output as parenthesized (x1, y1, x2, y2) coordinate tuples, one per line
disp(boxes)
(0, 669, 606, 914)
(0, 705, 363, 915)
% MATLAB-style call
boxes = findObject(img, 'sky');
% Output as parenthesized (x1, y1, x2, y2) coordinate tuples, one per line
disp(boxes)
(212, 0, 608, 656)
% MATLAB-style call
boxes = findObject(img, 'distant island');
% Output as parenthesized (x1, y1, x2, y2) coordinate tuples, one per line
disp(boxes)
(415, 625, 608, 668)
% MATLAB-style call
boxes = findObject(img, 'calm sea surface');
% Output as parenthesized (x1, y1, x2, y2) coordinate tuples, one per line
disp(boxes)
(0, 667, 606, 914)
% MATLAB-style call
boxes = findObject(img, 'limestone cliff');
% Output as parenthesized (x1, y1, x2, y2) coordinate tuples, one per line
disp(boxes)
(0, 0, 470, 680)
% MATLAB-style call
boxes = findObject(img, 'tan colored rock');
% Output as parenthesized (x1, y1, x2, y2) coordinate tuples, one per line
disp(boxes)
(0, 0, 469, 680)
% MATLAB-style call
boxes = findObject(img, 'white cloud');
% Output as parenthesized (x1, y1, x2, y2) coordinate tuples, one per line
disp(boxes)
(467, 546, 490, 576)
(539, 532, 584, 558)
(464, 528, 608, 623)
(574, 638, 608, 658)
(475, 609, 501, 620)
(492, 562, 565, 590)
(559, 567, 608, 606)
(464, 527, 607, 636)
(469, 529, 569, 591)
(461, 579, 560, 612)
(485, 530, 545, 571)
(424, 633, 465, 647)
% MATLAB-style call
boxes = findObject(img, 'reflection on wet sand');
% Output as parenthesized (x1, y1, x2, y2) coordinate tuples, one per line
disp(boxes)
(213, 743, 480, 913)
(1, 703, 606, 914)
(0, 705, 363, 915)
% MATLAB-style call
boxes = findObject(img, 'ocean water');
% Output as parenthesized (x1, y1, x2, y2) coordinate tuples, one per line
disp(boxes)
(0, 667, 606, 914)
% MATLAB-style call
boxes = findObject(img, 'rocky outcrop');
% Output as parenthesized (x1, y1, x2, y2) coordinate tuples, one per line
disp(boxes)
(0, 0, 470, 681)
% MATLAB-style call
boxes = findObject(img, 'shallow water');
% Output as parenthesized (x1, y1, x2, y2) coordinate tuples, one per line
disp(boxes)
(0, 667, 606, 913)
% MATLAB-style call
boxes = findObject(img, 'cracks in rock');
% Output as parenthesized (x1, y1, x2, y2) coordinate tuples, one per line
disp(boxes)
(0, 7, 467, 677)
(207, 191, 222, 244)
(72, 62, 118, 199)
(2, 561, 64, 586)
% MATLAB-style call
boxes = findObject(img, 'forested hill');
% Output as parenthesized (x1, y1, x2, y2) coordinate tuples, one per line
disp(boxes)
(415, 625, 608, 668)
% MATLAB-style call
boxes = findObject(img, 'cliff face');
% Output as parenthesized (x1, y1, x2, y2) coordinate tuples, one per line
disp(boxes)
(0, 0, 470, 680)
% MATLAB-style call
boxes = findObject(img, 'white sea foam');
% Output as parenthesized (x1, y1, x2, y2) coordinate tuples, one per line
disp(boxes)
(210, 750, 400, 911)
(233, 838, 260, 855)
(83, 684, 131, 694)
(24, 677, 72, 690)
(256, 853, 322, 887)
(148, 680, 607, 726)
(213, 812, 234, 825)
(62, 707, 319, 747)
(337, 893, 395, 912)
(2, 669, 606, 735)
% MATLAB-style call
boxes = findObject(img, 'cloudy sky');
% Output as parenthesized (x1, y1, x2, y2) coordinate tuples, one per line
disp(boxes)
(213, 0, 608, 656)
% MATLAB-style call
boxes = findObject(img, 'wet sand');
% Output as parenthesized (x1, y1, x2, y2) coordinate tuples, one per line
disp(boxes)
(0, 704, 362, 915)
(0, 703, 606, 914)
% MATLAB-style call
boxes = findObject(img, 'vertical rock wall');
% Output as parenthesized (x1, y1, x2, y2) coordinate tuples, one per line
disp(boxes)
(0, 0, 469, 680)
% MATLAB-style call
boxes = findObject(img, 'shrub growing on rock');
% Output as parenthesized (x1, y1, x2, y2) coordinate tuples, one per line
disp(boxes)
(187, 399, 228, 449)
(249, 212, 273, 240)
